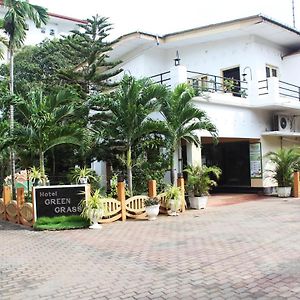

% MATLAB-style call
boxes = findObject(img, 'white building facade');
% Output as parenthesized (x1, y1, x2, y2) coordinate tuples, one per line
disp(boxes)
(110, 15, 300, 193)
(0, 2, 86, 45)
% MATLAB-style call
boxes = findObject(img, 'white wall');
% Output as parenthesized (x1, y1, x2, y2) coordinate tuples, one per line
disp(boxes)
(194, 100, 272, 138)
(0, 7, 80, 46)
(281, 53, 300, 87)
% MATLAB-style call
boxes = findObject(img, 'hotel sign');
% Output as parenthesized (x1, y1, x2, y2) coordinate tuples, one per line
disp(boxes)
(33, 185, 88, 220)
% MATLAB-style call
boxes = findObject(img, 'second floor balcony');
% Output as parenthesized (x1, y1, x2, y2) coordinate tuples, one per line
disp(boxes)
(149, 67, 300, 111)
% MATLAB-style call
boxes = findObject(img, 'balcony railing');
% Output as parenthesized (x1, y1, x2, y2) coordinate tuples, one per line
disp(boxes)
(187, 71, 248, 98)
(258, 79, 268, 96)
(149, 71, 171, 86)
(259, 78, 300, 100)
(279, 80, 300, 100)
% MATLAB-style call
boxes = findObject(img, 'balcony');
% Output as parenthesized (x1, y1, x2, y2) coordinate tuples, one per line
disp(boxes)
(149, 68, 300, 111)
(187, 71, 248, 98)
(257, 77, 300, 111)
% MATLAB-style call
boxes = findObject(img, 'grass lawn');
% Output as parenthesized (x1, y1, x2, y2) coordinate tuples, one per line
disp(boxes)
(33, 215, 90, 231)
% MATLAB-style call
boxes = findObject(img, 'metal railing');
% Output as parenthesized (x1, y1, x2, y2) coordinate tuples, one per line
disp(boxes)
(258, 79, 268, 96)
(149, 71, 171, 86)
(279, 80, 300, 100)
(258, 78, 300, 100)
(187, 71, 248, 98)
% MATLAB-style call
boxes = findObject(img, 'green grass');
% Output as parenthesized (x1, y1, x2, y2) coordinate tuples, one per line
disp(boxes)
(33, 215, 90, 231)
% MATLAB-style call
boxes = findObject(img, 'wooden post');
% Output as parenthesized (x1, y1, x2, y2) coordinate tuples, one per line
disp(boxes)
(16, 187, 25, 224)
(148, 180, 157, 198)
(3, 186, 11, 220)
(117, 178, 126, 222)
(294, 171, 300, 198)
(177, 175, 185, 213)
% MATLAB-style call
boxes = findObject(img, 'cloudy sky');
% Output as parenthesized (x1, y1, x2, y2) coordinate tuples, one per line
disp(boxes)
(31, 0, 299, 39)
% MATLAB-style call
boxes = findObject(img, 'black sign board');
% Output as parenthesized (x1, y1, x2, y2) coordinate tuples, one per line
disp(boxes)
(33, 185, 88, 220)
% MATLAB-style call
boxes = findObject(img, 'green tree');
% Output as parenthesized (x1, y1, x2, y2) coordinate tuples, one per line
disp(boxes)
(159, 83, 218, 184)
(13, 90, 85, 178)
(0, 39, 81, 96)
(2, 0, 48, 196)
(266, 147, 300, 187)
(90, 75, 168, 195)
(60, 14, 122, 93)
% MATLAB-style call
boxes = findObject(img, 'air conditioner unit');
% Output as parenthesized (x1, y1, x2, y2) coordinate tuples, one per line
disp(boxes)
(273, 115, 295, 132)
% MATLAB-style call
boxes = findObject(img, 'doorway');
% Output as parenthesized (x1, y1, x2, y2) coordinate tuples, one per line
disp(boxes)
(202, 141, 251, 187)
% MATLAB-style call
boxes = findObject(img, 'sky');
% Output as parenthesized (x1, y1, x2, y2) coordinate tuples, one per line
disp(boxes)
(31, 0, 300, 39)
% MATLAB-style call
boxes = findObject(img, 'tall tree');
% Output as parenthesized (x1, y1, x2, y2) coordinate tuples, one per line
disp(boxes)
(60, 14, 122, 93)
(1, 0, 48, 196)
(13, 90, 85, 179)
(89, 75, 168, 196)
(159, 83, 218, 184)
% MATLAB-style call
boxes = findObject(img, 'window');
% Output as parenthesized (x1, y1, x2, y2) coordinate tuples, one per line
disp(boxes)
(266, 65, 278, 78)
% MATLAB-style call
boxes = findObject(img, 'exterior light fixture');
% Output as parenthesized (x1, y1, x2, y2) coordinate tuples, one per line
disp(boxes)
(242, 66, 253, 81)
(174, 50, 181, 66)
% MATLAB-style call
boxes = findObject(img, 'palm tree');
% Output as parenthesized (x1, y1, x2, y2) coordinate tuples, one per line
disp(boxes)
(159, 83, 218, 184)
(266, 147, 300, 187)
(90, 75, 168, 195)
(13, 90, 84, 178)
(2, 0, 48, 196)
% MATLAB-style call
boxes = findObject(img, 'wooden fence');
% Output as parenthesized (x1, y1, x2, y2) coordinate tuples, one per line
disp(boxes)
(0, 177, 185, 226)
(0, 186, 34, 226)
(100, 177, 185, 223)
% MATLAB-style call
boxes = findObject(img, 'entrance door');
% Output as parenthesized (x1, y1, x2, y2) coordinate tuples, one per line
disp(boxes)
(202, 141, 251, 187)
(223, 67, 241, 97)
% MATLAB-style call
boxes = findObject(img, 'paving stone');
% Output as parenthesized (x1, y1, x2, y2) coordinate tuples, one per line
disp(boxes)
(1, 197, 300, 299)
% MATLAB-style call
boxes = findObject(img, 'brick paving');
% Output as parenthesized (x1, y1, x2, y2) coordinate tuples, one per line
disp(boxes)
(1, 197, 300, 299)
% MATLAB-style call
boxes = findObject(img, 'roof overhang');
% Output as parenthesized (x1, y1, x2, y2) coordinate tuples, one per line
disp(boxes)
(262, 131, 300, 138)
(111, 14, 300, 60)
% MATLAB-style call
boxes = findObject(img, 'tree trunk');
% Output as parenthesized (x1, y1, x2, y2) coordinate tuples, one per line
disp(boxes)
(39, 151, 45, 183)
(126, 146, 133, 197)
(9, 48, 16, 200)
(170, 145, 177, 185)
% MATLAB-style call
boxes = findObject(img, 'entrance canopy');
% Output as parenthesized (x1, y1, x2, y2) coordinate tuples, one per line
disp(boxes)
(262, 131, 300, 138)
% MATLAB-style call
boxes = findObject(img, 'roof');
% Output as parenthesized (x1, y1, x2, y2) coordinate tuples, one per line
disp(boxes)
(48, 12, 87, 24)
(111, 14, 300, 60)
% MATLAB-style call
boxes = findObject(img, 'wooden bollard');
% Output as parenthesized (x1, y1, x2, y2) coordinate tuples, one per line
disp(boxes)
(294, 171, 300, 198)
(177, 174, 185, 213)
(17, 188, 25, 224)
(117, 177, 126, 222)
(3, 186, 11, 220)
(148, 180, 157, 198)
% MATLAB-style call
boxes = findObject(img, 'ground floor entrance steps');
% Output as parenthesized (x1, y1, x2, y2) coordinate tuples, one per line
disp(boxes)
(207, 193, 265, 207)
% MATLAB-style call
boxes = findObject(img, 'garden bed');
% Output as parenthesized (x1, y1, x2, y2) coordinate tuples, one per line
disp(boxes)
(33, 215, 89, 231)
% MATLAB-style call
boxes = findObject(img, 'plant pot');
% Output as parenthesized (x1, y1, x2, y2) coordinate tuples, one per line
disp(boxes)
(79, 177, 88, 184)
(145, 204, 160, 221)
(189, 196, 208, 209)
(277, 187, 291, 198)
(89, 209, 103, 229)
(168, 199, 179, 216)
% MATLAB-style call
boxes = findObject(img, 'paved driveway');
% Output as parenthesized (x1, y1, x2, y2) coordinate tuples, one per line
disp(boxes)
(1, 197, 300, 299)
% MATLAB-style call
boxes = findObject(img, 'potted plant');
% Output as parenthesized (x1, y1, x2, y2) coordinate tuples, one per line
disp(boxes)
(223, 78, 235, 94)
(80, 189, 107, 229)
(165, 185, 183, 216)
(185, 164, 222, 209)
(29, 167, 49, 186)
(71, 166, 97, 184)
(266, 148, 300, 197)
(144, 197, 160, 221)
